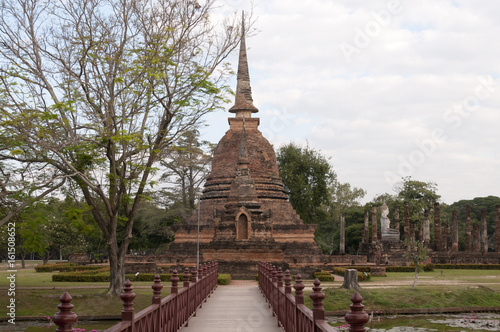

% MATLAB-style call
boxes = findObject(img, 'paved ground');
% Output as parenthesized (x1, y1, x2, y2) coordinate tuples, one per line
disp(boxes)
(180, 283, 282, 332)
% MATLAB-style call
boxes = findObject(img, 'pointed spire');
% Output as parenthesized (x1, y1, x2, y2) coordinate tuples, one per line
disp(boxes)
(229, 11, 258, 117)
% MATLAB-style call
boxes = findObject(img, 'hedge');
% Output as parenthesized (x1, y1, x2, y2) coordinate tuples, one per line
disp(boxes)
(433, 264, 500, 270)
(314, 271, 335, 282)
(35, 263, 77, 272)
(52, 271, 230, 285)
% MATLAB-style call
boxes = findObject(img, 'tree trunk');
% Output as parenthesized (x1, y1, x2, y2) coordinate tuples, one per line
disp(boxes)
(107, 242, 125, 296)
(412, 259, 419, 290)
(341, 269, 361, 291)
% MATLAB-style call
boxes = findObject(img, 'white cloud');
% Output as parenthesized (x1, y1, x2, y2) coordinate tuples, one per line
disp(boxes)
(209, 0, 500, 204)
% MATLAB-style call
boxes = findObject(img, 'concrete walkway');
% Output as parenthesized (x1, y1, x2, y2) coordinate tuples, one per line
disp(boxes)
(181, 283, 282, 332)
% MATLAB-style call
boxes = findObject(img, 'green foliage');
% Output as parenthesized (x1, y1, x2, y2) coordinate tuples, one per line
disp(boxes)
(314, 271, 335, 282)
(396, 177, 440, 225)
(217, 274, 232, 285)
(276, 142, 336, 224)
(0, 0, 244, 294)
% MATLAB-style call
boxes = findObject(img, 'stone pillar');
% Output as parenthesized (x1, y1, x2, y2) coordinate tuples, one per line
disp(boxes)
(340, 211, 345, 255)
(465, 204, 472, 252)
(371, 205, 377, 243)
(362, 210, 369, 244)
(434, 202, 441, 251)
(404, 202, 410, 241)
(481, 209, 488, 253)
(441, 221, 448, 251)
(423, 209, 430, 246)
(409, 222, 415, 243)
(496, 205, 500, 252)
(394, 205, 400, 230)
(473, 223, 480, 252)
(452, 210, 459, 252)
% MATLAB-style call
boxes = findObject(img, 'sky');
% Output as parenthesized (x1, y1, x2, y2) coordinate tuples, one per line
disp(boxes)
(203, 0, 500, 205)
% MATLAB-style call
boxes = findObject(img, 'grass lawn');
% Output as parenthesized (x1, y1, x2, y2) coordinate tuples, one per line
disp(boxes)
(0, 266, 172, 318)
(2, 263, 500, 318)
(302, 269, 500, 313)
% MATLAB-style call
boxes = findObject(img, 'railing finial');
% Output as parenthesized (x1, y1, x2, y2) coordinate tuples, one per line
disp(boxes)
(345, 292, 369, 332)
(53, 292, 78, 332)
(152, 274, 163, 304)
(293, 274, 305, 305)
(310, 278, 326, 321)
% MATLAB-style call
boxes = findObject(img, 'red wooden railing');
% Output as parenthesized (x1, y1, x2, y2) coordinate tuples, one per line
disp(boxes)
(258, 261, 369, 332)
(52, 261, 218, 332)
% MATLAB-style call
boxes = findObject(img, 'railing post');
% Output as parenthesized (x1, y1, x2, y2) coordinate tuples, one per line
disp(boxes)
(171, 270, 179, 330)
(310, 278, 326, 321)
(203, 263, 208, 298)
(198, 265, 204, 308)
(293, 274, 304, 305)
(120, 280, 136, 332)
(277, 267, 283, 288)
(53, 292, 78, 332)
(183, 268, 191, 288)
(284, 269, 292, 294)
(191, 266, 198, 316)
(293, 274, 304, 332)
(152, 274, 163, 332)
(171, 270, 179, 294)
(345, 292, 369, 332)
(152, 274, 163, 304)
(276, 267, 283, 327)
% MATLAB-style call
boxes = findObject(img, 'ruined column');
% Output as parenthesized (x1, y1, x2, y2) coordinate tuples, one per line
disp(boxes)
(371, 205, 378, 243)
(481, 209, 488, 253)
(394, 205, 400, 230)
(434, 202, 441, 251)
(409, 222, 415, 243)
(423, 209, 430, 246)
(441, 221, 448, 251)
(452, 210, 459, 252)
(473, 223, 480, 252)
(404, 202, 410, 241)
(340, 211, 345, 255)
(362, 210, 369, 244)
(465, 204, 472, 252)
(495, 205, 500, 252)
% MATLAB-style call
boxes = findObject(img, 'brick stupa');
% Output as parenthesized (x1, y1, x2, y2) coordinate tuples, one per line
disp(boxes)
(166, 17, 321, 278)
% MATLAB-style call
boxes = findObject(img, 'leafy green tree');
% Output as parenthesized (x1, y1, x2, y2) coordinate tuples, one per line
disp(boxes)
(396, 177, 440, 223)
(127, 200, 174, 255)
(276, 142, 336, 224)
(0, 0, 244, 295)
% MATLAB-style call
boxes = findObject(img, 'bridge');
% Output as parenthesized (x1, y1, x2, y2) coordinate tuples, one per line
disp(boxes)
(51, 261, 369, 332)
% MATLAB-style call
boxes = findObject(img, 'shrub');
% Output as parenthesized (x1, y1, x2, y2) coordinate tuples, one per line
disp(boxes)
(316, 274, 335, 282)
(35, 263, 77, 272)
(433, 264, 500, 270)
(423, 263, 435, 272)
(217, 274, 231, 285)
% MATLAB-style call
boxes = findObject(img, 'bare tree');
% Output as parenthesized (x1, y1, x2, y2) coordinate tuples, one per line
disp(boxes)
(0, 0, 246, 295)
